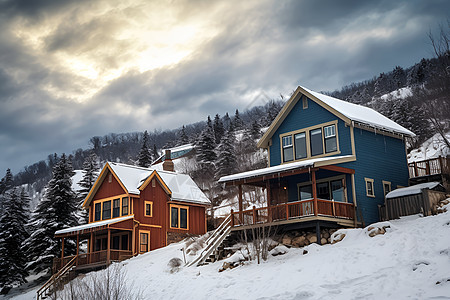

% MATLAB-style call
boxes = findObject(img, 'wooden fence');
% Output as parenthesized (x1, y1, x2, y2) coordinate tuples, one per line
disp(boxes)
(408, 156, 450, 178)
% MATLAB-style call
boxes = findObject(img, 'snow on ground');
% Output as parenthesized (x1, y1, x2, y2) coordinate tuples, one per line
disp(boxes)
(408, 132, 450, 162)
(8, 203, 450, 300)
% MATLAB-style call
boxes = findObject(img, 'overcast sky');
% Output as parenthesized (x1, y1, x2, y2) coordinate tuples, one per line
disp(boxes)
(0, 0, 449, 174)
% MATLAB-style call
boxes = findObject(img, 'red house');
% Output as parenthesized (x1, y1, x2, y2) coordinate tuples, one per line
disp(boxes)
(52, 153, 210, 272)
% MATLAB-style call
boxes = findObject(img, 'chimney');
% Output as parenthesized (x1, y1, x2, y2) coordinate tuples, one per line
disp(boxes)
(162, 149, 175, 172)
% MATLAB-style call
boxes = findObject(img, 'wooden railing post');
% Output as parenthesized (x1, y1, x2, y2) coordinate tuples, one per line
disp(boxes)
(312, 170, 318, 216)
(230, 210, 234, 227)
(285, 203, 289, 220)
(414, 161, 418, 177)
(332, 200, 336, 217)
(252, 206, 257, 224)
(107, 228, 111, 265)
(238, 185, 243, 224)
(61, 238, 64, 269)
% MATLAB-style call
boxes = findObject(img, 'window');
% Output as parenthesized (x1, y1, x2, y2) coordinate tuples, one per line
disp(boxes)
(383, 181, 391, 197)
(331, 179, 345, 202)
(294, 132, 307, 159)
(365, 178, 375, 197)
(121, 234, 129, 250)
(144, 201, 153, 217)
(122, 197, 129, 216)
(139, 231, 149, 253)
(112, 236, 120, 250)
(302, 96, 308, 109)
(298, 176, 347, 202)
(299, 185, 312, 200)
(280, 121, 339, 163)
(94, 202, 101, 221)
(282, 136, 293, 162)
(102, 200, 111, 220)
(310, 128, 323, 156)
(170, 205, 189, 230)
(324, 125, 337, 153)
(113, 198, 120, 218)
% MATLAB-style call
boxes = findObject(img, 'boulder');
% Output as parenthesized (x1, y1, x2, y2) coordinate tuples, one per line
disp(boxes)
(292, 236, 307, 247)
(321, 238, 327, 245)
(307, 234, 317, 244)
(331, 232, 346, 244)
(281, 235, 292, 246)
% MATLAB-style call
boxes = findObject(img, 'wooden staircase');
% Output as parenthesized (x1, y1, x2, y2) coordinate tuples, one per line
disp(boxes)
(36, 256, 77, 300)
(188, 214, 233, 267)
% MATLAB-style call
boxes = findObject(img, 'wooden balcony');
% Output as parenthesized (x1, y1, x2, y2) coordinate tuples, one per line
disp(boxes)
(53, 250, 133, 273)
(408, 156, 450, 178)
(230, 198, 356, 229)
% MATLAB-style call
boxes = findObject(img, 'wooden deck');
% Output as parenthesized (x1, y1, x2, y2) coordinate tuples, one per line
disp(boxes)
(408, 156, 450, 178)
(53, 250, 133, 273)
(230, 198, 356, 230)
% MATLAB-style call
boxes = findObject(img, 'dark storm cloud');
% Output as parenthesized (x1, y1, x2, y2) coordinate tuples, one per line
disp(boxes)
(0, 0, 449, 174)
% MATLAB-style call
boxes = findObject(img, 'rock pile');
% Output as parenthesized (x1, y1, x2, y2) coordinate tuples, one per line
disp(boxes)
(279, 228, 337, 247)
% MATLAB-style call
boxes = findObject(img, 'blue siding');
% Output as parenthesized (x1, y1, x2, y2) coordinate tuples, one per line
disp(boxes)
(269, 97, 353, 166)
(340, 128, 409, 224)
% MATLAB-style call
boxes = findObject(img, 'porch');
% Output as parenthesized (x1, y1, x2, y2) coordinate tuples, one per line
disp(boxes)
(219, 155, 359, 232)
(408, 156, 450, 189)
(53, 215, 135, 274)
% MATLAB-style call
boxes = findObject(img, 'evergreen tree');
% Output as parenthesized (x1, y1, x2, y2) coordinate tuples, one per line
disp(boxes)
(0, 189, 29, 290)
(216, 130, 237, 178)
(152, 144, 159, 160)
(196, 116, 217, 164)
(250, 120, 261, 140)
(77, 152, 99, 224)
(0, 168, 13, 194)
(213, 114, 225, 144)
(137, 130, 152, 167)
(233, 109, 243, 130)
(25, 154, 78, 274)
(179, 125, 189, 145)
(223, 112, 231, 131)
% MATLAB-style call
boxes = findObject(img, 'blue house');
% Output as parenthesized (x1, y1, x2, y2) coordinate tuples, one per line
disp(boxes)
(219, 85, 415, 232)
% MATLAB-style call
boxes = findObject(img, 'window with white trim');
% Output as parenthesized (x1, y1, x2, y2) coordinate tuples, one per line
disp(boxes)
(282, 136, 293, 162)
(324, 125, 337, 153)
(382, 181, 391, 197)
(365, 178, 375, 197)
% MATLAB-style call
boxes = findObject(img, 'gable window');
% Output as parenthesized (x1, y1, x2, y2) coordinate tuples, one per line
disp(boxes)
(302, 96, 308, 109)
(94, 203, 101, 221)
(113, 198, 120, 218)
(310, 128, 323, 156)
(324, 125, 337, 153)
(170, 205, 189, 230)
(102, 200, 111, 220)
(122, 197, 129, 216)
(294, 132, 307, 159)
(144, 201, 153, 217)
(282, 136, 293, 162)
(382, 181, 391, 197)
(365, 178, 375, 197)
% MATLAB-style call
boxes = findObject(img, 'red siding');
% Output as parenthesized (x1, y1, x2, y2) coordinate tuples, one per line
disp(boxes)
(93, 170, 126, 200)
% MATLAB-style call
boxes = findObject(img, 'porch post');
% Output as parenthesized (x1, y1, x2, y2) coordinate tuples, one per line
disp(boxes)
(230, 209, 235, 227)
(238, 184, 243, 224)
(132, 224, 135, 255)
(61, 238, 64, 269)
(316, 222, 321, 245)
(351, 174, 358, 227)
(312, 169, 318, 216)
(107, 228, 111, 265)
(90, 232, 94, 264)
(266, 181, 272, 222)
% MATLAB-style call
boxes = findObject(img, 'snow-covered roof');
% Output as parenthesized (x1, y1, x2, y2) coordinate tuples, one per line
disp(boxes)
(258, 85, 415, 148)
(302, 86, 415, 136)
(386, 182, 442, 199)
(219, 155, 355, 183)
(55, 215, 134, 236)
(107, 162, 210, 205)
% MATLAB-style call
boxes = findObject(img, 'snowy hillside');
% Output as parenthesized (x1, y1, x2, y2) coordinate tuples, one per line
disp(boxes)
(408, 132, 450, 162)
(8, 201, 450, 300)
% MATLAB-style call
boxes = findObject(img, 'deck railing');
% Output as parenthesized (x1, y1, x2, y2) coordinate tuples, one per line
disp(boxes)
(408, 156, 450, 178)
(53, 250, 132, 273)
(230, 199, 354, 227)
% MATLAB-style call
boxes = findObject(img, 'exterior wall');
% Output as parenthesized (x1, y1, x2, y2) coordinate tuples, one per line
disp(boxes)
(93, 170, 126, 200)
(340, 128, 409, 224)
(269, 96, 353, 166)
(167, 204, 206, 235)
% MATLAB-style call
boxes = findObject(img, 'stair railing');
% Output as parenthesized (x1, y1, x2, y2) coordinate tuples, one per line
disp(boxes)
(188, 214, 232, 267)
(37, 255, 77, 300)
